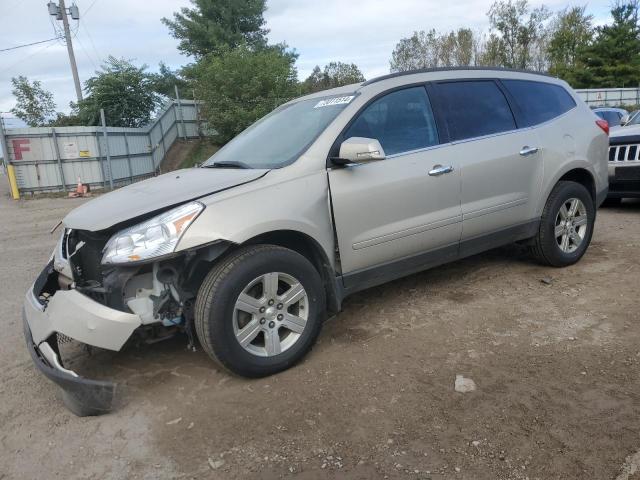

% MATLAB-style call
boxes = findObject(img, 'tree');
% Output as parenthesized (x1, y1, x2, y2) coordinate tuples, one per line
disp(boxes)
(190, 44, 298, 143)
(390, 29, 482, 72)
(150, 62, 192, 99)
(573, 1, 640, 88)
(10, 76, 56, 127)
(48, 108, 82, 127)
(302, 62, 365, 93)
(487, 0, 551, 69)
(390, 30, 441, 72)
(479, 33, 503, 66)
(75, 57, 160, 127)
(162, 0, 268, 58)
(547, 6, 594, 81)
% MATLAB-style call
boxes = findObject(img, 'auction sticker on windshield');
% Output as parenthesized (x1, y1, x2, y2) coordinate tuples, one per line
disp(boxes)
(314, 96, 355, 108)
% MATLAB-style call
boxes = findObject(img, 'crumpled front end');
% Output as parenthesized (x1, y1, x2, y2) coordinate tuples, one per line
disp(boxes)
(23, 226, 229, 416)
(23, 261, 140, 415)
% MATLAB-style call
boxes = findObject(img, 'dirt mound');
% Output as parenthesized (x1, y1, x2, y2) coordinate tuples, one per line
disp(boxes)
(160, 139, 201, 172)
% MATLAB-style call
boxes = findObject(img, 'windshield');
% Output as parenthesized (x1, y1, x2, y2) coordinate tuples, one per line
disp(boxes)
(203, 95, 356, 169)
(626, 111, 640, 126)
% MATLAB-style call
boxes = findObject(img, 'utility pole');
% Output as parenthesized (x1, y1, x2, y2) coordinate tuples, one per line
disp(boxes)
(48, 1, 82, 102)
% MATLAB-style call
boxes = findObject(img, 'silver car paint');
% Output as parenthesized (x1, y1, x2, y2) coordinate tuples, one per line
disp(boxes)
(175, 70, 607, 276)
(63, 167, 268, 231)
(57, 69, 608, 282)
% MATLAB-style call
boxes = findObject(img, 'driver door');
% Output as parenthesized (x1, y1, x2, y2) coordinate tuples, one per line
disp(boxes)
(328, 86, 462, 289)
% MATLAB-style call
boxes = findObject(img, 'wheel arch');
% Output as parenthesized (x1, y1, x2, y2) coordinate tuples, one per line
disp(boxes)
(557, 168, 596, 201)
(538, 164, 597, 217)
(241, 230, 342, 316)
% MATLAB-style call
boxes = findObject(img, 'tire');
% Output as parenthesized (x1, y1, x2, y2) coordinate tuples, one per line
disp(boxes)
(601, 197, 622, 207)
(194, 244, 326, 378)
(529, 181, 595, 267)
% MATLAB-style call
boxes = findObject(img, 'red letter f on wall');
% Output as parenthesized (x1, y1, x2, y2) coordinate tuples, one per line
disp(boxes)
(12, 139, 30, 160)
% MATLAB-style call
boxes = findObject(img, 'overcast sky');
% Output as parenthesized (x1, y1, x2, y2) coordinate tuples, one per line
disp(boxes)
(0, 0, 613, 129)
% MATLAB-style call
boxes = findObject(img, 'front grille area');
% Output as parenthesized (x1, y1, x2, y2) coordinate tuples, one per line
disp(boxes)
(609, 144, 640, 162)
(67, 230, 110, 286)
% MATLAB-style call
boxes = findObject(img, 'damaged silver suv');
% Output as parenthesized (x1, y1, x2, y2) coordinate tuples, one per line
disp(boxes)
(23, 68, 609, 415)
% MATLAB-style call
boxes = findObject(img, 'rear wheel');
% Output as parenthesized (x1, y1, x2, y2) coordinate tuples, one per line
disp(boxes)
(195, 245, 325, 377)
(529, 181, 595, 267)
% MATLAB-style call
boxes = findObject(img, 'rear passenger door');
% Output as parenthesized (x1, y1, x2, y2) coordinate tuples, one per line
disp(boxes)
(432, 80, 544, 253)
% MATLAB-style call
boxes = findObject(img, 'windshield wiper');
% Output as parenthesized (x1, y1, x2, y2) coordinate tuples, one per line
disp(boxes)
(202, 160, 251, 169)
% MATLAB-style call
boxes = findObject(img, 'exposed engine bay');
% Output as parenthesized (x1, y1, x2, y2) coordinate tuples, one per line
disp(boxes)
(54, 227, 228, 350)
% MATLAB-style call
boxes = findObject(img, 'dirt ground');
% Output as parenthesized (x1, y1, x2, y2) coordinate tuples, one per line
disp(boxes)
(1, 178, 639, 480)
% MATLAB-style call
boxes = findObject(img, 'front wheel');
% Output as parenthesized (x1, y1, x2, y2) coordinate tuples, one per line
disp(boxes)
(194, 245, 325, 377)
(529, 181, 595, 267)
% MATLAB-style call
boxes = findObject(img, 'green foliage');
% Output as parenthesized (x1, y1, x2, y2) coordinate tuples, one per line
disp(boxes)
(487, 0, 551, 69)
(302, 62, 365, 93)
(162, 0, 268, 58)
(390, 29, 483, 72)
(190, 44, 299, 143)
(573, 1, 640, 88)
(77, 56, 161, 127)
(10, 76, 56, 127)
(547, 6, 594, 81)
(150, 62, 192, 99)
(48, 109, 83, 127)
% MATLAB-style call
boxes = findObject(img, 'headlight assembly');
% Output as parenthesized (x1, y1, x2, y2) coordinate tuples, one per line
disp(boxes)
(101, 202, 204, 265)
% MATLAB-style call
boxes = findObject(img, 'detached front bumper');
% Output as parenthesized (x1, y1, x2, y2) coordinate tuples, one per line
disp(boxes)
(23, 263, 142, 416)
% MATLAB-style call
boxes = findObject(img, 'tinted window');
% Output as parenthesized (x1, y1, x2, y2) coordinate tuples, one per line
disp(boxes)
(595, 110, 622, 126)
(436, 81, 516, 141)
(345, 87, 438, 156)
(502, 80, 577, 126)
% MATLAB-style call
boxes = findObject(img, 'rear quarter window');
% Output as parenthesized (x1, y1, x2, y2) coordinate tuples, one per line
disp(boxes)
(435, 80, 516, 142)
(502, 80, 576, 127)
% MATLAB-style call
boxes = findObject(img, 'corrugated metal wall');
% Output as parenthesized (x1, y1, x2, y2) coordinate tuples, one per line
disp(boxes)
(4, 100, 202, 193)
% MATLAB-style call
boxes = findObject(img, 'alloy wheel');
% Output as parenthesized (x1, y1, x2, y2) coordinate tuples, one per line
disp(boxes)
(232, 272, 309, 357)
(554, 197, 588, 254)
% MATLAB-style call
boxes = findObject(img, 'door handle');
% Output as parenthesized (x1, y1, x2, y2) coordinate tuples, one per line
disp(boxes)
(519, 146, 539, 156)
(428, 164, 454, 176)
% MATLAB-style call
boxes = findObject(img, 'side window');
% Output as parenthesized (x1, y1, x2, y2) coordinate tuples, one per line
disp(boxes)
(435, 81, 516, 141)
(344, 86, 439, 156)
(502, 80, 577, 126)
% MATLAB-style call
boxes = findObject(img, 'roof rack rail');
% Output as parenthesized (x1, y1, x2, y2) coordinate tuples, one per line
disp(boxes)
(362, 66, 554, 86)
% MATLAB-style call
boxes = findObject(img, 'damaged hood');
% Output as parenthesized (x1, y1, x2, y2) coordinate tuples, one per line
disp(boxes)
(63, 167, 268, 231)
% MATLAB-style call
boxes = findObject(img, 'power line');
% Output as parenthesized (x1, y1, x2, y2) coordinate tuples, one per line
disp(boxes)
(82, 0, 99, 17)
(0, 40, 59, 74)
(80, 20, 102, 64)
(0, 37, 61, 53)
(73, 30, 98, 70)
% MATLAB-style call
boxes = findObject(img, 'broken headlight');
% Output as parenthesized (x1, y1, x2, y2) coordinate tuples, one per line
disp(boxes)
(101, 202, 204, 265)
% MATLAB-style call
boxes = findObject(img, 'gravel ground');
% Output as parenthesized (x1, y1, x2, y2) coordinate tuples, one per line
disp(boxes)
(1, 179, 639, 480)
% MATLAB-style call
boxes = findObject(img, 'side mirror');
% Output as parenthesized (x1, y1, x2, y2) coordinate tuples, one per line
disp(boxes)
(621, 114, 630, 125)
(332, 137, 386, 166)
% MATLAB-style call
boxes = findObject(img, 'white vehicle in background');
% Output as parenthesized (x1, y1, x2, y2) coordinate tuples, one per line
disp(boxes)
(606, 120, 640, 204)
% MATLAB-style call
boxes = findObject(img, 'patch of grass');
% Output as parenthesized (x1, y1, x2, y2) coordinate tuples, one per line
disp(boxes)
(181, 140, 220, 169)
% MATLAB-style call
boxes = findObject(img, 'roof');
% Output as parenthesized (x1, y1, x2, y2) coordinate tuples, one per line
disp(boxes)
(362, 66, 554, 86)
